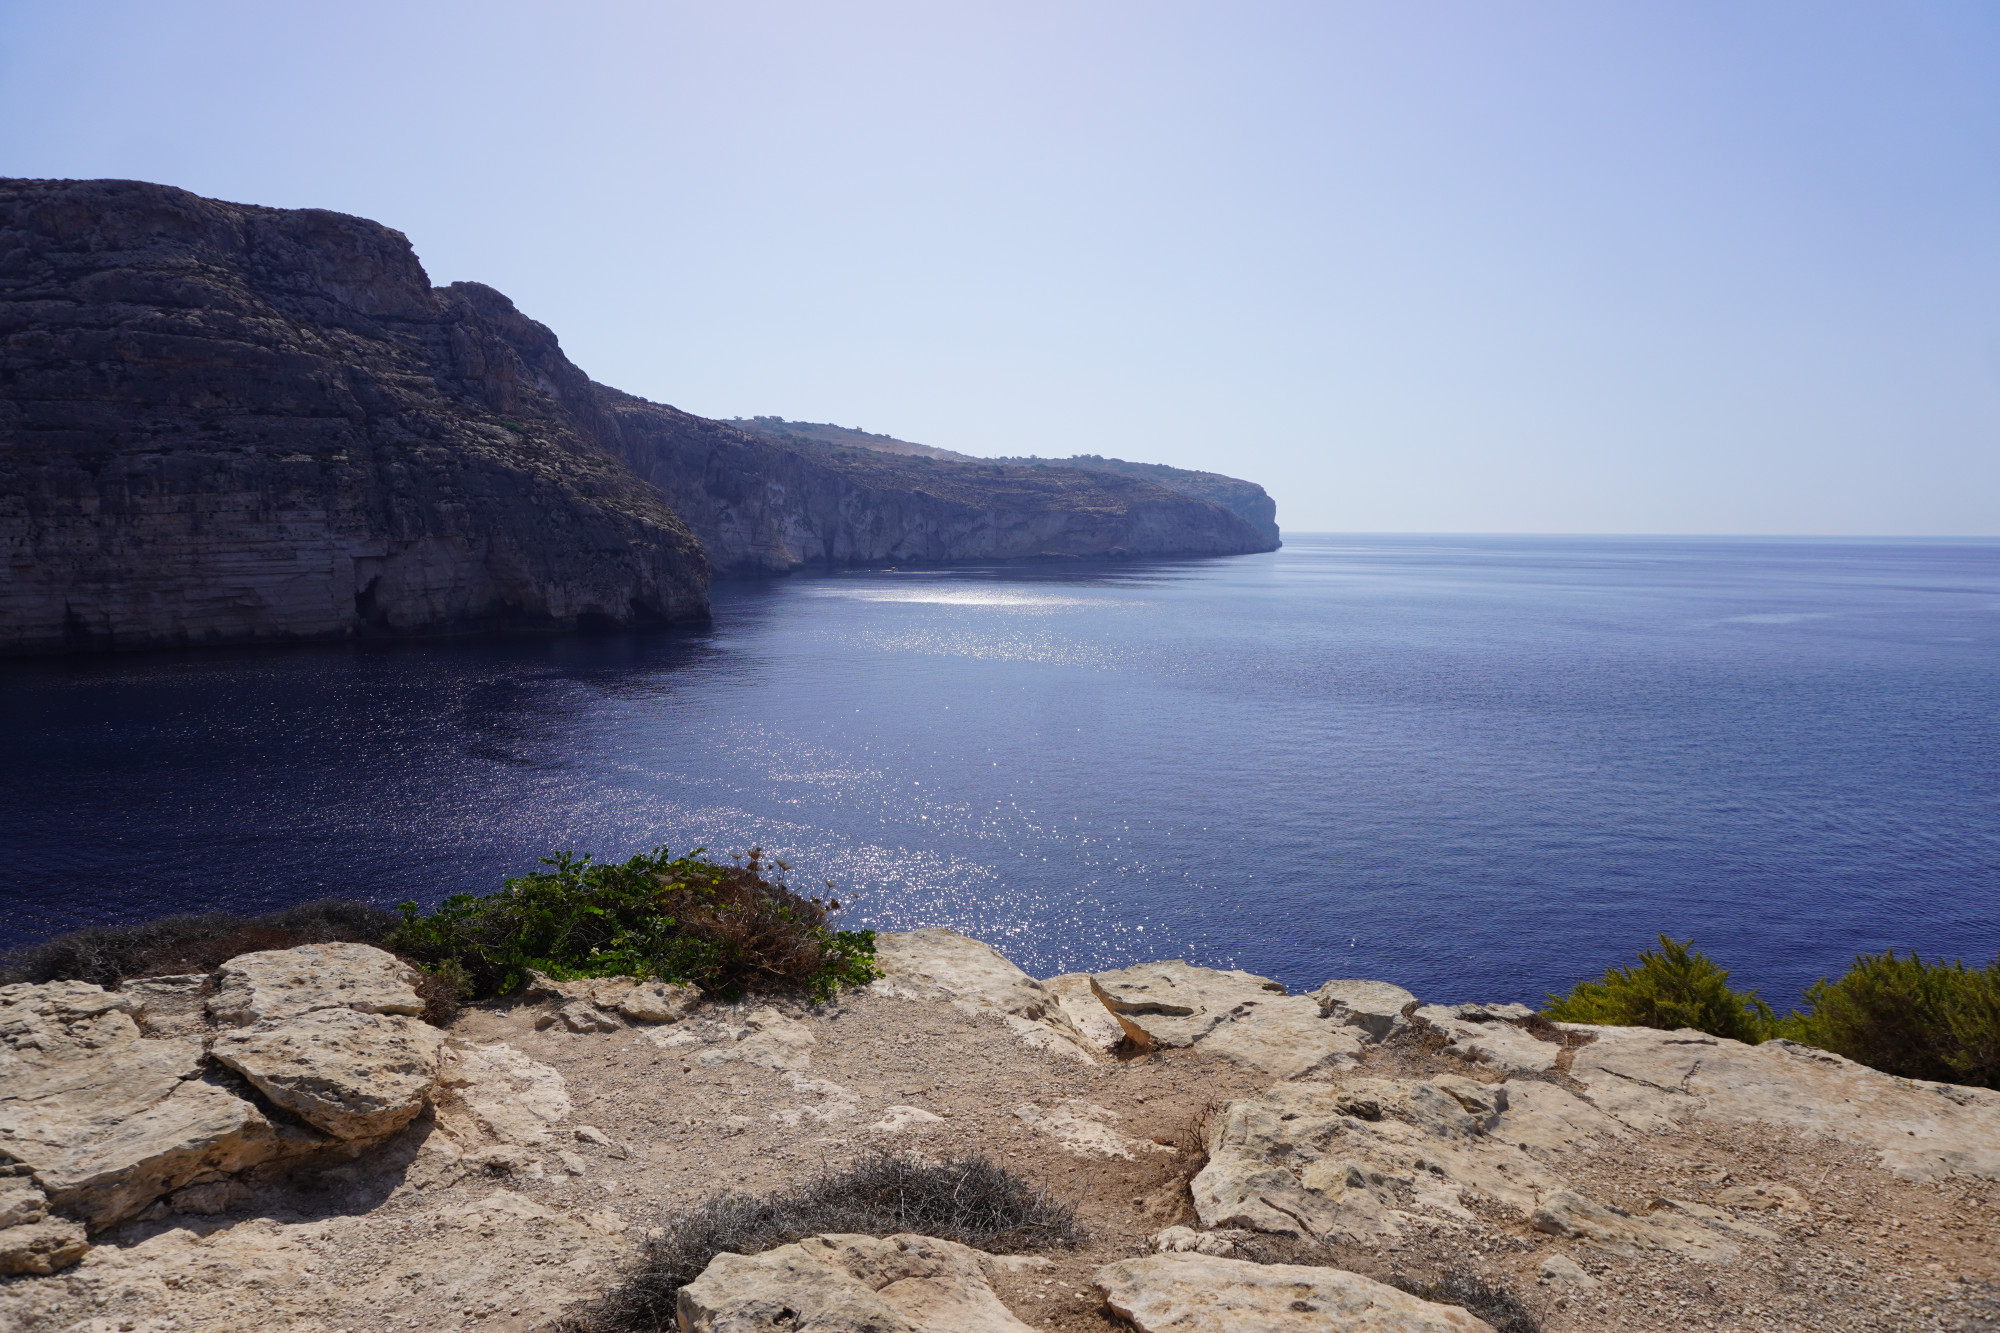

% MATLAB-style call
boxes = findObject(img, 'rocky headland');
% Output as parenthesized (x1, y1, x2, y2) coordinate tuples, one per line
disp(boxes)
(727, 418, 1284, 550)
(2, 929, 1995, 1332)
(0, 179, 1279, 654)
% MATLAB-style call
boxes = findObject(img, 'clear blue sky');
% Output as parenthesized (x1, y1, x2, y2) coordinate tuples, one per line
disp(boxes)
(4, 2, 1997, 534)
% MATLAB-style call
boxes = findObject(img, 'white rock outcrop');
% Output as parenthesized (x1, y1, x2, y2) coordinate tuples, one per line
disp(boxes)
(1094, 1253, 1496, 1332)
(1411, 1004, 1561, 1076)
(1089, 961, 1365, 1080)
(1314, 979, 1418, 1042)
(678, 1232, 1039, 1333)
(1565, 1025, 2000, 1180)
(1040, 973, 1128, 1054)
(872, 929, 1097, 1061)
(1011, 1100, 1173, 1160)
(0, 981, 294, 1234)
(1190, 1074, 1756, 1260)
(206, 944, 444, 1141)
(207, 943, 428, 1027)
(646, 1007, 817, 1071)
(211, 1006, 446, 1140)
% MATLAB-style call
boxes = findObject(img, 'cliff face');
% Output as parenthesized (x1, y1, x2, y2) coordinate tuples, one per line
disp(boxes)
(727, 417, 1284, 560)
(0, 179, 709, 654)
(589, 400, 1279, 576)
(1, 179, 1279, 653)
(990, 455, 1281, 549)
(416, 341, 1281, 578)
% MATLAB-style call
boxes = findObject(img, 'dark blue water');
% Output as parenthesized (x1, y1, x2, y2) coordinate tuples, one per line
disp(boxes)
(3, 535, 1996, 1008)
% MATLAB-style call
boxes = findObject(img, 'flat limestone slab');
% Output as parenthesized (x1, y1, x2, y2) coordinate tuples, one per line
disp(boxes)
(1567, 1026, 2000, 1180)
(1190, 1076, 1746, 1262)
(1094, 1253, 1496, 1332)
(0, 982, 293, 1231)
(678, 1232, 1038, 1333)
(212, 1007, 445, 1140)
(1412, 1004, 1559, 1076)
(1313, 980, 1417, 1041)
(872, 929, 1095, 1061)
(209, 943, 427, 1027)
(1089, 961, 1363, 1080)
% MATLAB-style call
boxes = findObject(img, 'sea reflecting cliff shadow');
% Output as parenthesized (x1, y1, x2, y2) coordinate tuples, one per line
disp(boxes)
(4, 536, 1997, 1009)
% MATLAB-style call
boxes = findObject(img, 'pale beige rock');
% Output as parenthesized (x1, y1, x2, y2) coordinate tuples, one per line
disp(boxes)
(874, 929, 1096, 1062)
(773, 1076, 862, 1128)
(0, 1178, 47, 1227)
(648, 1008, 816, 1071)
(1012, 1100, 1172, 1160)
(617, 981, 700, 1023)
(1313, 980, 1418, 1041)
(1190, 1076, 1675, 1255)
(1530, 1189, 1738, 1261)
(207, 943, 425, 1028)
(211, 1007, 445, 1140)
(1566, 1025, 2000, 1180)
(1536, 1254, 1598, 1289)
(1149, 1225, 1251, 1257)
(1041, 973, 1128, 1053)
(1651, 1197, 1780, 1242)
(869, 1105, 945, 1133)
(678, 1232, 1038, 1333)
(434, 1040, 571, 1149)
(556, 1000, 623, 1033)
(0, 980, 140, 1058)
(118, 974, 209, 1037)
(1413, 1005, 1558, 1076)
(1094, 1253, 1496, 1332)
(1715, 1181, 1806, 1211)
(1089, 962, 1364, 1080)
(0, 982, 295, 1230)
(0, 1216, 89, 1275)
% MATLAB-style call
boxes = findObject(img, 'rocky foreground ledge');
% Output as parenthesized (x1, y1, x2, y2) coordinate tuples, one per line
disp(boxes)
(2, 928, 1997, 1331)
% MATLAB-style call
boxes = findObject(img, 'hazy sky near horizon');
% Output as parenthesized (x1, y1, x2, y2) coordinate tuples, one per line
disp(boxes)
(4, 3, 1997, 534)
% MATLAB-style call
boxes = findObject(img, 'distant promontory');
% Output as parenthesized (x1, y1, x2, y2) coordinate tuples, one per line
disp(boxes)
(0, 179, 1279, 655)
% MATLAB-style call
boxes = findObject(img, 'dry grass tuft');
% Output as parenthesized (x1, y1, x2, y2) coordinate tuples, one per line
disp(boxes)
(565, 1151, 1083, 1333)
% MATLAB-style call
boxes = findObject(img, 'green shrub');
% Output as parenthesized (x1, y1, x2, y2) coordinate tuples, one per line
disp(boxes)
(387, 846, 878, 1002)
(1778, 951, 2000, 1089)
(1543, 935, 1776, 1043)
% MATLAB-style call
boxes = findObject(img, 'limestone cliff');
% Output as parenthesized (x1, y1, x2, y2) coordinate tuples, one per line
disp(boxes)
(594, 400, 1279, 576)
(990, 454, 1282, 549)
(727, 416, 1285, 560)
(0, 179, 710, 654)
(1, 180, 1281, 653)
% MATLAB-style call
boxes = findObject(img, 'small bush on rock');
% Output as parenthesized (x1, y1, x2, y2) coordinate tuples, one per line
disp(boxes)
(1542, 935, 1776, 1042)
(386, 846, 878, 1001)
(570, 1151, 1081, 1333)
(1782, 950, 2000, 1089)
(0, 899, 400, 988)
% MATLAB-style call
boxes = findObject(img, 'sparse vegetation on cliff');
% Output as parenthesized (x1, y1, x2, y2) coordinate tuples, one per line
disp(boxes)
(386, 846, 878, 1002)
(1783, 950, 2000, 1089)
(567, 1151, 1081, 1333)
(1542, 935, 1777, 1043)
(0, 899, 400, 988)
(3, 847, 876, 1008)
(1545, 935, 2000, 1089)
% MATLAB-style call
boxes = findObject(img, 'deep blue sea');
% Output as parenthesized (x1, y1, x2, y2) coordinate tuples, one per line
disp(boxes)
(3, 535, 1996, 1008)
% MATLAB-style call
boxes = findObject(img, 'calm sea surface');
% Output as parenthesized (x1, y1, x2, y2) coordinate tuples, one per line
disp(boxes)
(3, 535, 1996, 1007)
